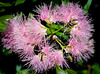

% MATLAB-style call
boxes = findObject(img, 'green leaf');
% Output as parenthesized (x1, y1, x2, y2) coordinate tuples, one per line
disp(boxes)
(32, 0, 37, 2)
(61, 0, 69, 4)
(84, 0, 92, 12)
(55, 61, 68, 74)
(0, 69, 5, 74)
(91, 63, 100, 74)
(1, 47, 11, 56)
(15, 0, 26, 6)
(76, 70, 88, 74)
(0, 15, 13, 32)
(55, 32, 68, 40)
(46, 29, 55, 35)
(16, 64, 22, 72)
(0, 15, 13, 20)
(0, 8, 5, 12)
(16, 69, 36, 74)
(0, 20, 7, 32)
(77, 60, 83, 66)
(29, 13, 34, 18)
(16, 69, 29, 74)
(55, 61, 77, 74)
(50, 0, 60, 4)
(46, 23, 69, 40)
(65, 69, 77, 74)
(0, 2, 12, 7)
(82, 70, 88, 74)
(46, 23, 63, 30)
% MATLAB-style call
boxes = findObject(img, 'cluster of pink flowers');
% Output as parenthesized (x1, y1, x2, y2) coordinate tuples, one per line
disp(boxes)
(2, 2, 94, 73)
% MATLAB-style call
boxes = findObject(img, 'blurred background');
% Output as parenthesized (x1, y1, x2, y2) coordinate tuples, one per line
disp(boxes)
(0, 0, 99, 74)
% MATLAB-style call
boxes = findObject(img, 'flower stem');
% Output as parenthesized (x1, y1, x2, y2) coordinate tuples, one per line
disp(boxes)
(57, 38, 66, 46)
(49, 24, 53, 35)
(55, 39, 65, 51)
(53, 23, 68, 34)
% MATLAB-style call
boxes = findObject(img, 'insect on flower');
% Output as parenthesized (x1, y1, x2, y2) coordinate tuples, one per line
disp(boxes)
(67, 19, 78, 27)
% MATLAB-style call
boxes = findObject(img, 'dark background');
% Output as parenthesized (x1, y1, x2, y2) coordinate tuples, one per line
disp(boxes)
(0, 0, 99, 74)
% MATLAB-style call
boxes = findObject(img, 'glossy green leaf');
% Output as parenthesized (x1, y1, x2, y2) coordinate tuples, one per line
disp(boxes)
(91, 63, 100, 74)
(55, 61, 68, 74)
(0, 20, 7, 32)
(16, 69, 36, 74)
(46, 23, 70, 33)
(15, 0, 26, 6)
(0, 2, 12, 7)
(46, 29, 55, 35)
(84, 0, 92, 12)
(46, 23, 63, 30)
(16, 69, 29, 74)
(55, 32, 68, 40)
(55, 61, 77, 74)
(65, 69, 77, 74)
(0, 15, 13, 20)
(0, 15, 13, 32)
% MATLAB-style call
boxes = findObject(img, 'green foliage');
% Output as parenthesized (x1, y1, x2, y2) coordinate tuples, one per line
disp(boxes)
(0, 8, 5, 12)
(0, 15, 13, 20)
(0, 69, 5, 74)
(55, 61, 77, 74)
(46, 23, 69, 40)
(16, 64, 22, 72)
(15, 0, 26, 6)
(91, 63, 100, 74)
(65, 69, 77, 74)
(32, 0, 37, 2)
(0, 15, 13, 32)
(55, 32, 68, 40)
(16, 69, 36, 74)
(76, 70, 88, 74)
(0, 2, 12, 7)
(77, 60, 83, 66)
(55, 61, 68, 74)
(46, 23, 63, 30)
(84, 0, 92, 13)
(1, 47, 11, 56)
(61, 0, 69, 4)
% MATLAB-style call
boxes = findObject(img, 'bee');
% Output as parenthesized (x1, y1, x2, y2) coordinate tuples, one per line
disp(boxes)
(39, 52, 45, 61)
(69, 55, 73, 62)
(68, 19, 78, 27)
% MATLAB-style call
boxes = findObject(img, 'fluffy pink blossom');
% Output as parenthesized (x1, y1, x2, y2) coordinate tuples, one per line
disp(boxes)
(2, 16, 47, 57)
(66, 19, 94, 61)
(56, 3, 85, 23)
(35, 3, 61, 24)
(27, 45, 68, 73)
(66, 37, 94, 61)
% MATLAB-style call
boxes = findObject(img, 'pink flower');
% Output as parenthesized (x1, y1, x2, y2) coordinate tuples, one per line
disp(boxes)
(29, 51, 68, 72)
(26, 44, 68, 73)
(66, 20, 94, 61)
(35, 3, 60, 24)
(2, 15, 47, 57)
(56, 3, 85, 23)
